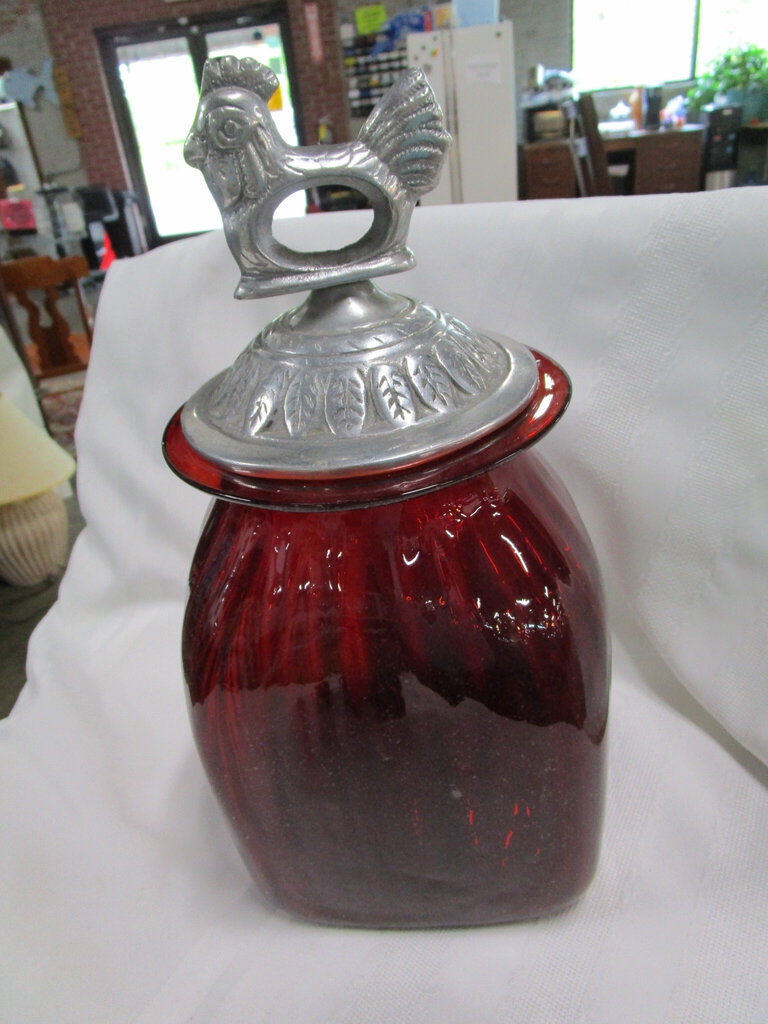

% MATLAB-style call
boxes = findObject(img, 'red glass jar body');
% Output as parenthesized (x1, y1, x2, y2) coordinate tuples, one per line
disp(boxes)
(182, 447, 609, 927)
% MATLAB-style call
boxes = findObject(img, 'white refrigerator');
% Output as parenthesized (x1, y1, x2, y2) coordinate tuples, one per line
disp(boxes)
(406, 22, 518, 204)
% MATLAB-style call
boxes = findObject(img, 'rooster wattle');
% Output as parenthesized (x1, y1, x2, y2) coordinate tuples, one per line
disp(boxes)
(184, 56, 451, 298)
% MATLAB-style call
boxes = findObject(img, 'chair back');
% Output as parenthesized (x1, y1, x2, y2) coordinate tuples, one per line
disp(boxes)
(562, 94, 614, 197)
(0, 254, 92, 379)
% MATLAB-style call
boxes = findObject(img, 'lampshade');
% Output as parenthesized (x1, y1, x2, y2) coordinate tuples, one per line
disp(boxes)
(0, 393, 75, 506)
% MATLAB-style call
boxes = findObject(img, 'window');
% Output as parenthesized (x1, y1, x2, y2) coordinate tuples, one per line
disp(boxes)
(572, 0, 767, 90)
(696, 0, 767, 74)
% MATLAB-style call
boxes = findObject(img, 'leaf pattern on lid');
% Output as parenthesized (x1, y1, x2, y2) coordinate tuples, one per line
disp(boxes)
(433, 340, 485, 395)
(246, 368, 286, 435)
(285, 371, 320, 437)
(405, 355, 454, 413)
(325, 371, 366, 436)
(372, 365, 416, 428)
(450, 317, 498, 372)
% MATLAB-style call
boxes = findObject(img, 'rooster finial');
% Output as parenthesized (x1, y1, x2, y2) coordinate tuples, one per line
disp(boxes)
(185, 57, 451, 298)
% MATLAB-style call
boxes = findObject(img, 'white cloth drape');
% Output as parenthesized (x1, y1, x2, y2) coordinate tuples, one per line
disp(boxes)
(3, 189, 767, 1023)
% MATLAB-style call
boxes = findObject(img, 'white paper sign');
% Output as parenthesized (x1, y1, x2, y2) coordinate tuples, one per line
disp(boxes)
(465, 55, 502, 85)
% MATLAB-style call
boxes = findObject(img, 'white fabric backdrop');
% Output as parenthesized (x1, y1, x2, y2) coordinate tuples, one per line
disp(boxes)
(3, 189, 767, 1022)
(0, 325, 43, 427)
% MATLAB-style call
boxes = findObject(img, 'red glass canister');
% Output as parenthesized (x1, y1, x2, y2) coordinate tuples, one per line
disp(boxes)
(164, 57, 609, 926)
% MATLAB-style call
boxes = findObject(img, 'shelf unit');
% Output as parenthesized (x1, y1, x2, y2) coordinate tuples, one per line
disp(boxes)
(343, 36, 409, 121)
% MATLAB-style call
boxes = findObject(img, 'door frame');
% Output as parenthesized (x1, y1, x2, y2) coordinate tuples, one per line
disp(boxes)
(96, 4, 302, 248)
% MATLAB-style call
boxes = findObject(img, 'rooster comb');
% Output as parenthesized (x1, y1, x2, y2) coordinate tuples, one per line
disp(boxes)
(200, 56, 278, 102)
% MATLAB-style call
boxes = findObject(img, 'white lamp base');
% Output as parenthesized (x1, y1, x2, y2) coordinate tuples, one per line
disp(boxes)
(0, 490, 69, 587)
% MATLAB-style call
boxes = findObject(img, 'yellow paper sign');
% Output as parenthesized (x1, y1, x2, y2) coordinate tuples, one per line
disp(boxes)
(268, 84, 283, 112)
(355, 4, 387, 35)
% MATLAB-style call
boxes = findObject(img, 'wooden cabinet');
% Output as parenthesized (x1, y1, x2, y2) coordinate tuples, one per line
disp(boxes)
(631, 129, 704, 194)
(521, 127, 705, 199)
(521, 141, 576, 199)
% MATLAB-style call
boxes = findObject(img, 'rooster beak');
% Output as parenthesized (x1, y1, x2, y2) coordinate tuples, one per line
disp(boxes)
(184, 133, 206, 169)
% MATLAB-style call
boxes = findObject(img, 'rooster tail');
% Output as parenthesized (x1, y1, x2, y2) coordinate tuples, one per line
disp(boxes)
(358, 69, 451, 196)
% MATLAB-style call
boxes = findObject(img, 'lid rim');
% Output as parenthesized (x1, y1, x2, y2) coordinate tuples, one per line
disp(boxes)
(180, 330, 538, 479)
(164, 350, 571, 512)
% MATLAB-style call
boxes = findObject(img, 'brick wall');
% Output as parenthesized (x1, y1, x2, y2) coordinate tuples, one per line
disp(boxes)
(38, 0, 350, 192)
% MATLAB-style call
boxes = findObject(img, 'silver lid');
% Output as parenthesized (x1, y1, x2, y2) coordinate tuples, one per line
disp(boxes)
(180, 56, 538, 478)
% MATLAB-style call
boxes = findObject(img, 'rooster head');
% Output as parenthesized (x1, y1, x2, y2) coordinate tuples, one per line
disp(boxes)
(184, 56, 281, 210)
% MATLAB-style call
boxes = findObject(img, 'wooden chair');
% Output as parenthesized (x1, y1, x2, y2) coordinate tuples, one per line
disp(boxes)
(562, 93, 615, 197)
(0, 254, 93, 380)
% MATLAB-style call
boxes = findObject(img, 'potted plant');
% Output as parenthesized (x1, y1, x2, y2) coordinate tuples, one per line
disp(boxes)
(687, 45, 768, 123)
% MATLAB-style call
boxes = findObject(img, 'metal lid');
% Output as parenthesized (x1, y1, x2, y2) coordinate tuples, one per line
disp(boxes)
(179, 56, 538, 479)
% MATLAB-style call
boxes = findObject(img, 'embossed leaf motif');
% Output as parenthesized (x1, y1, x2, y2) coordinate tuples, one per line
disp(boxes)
(325, 371, 366, 436)
(434, 340, 486, 395)
(372, 365, 416, 427)
(406, 355, 454, 412)
(284, 371, 319, 437)
(246, 368, 285, 435)
(450, 318, 497, 371)
(211, 351, 257, 420)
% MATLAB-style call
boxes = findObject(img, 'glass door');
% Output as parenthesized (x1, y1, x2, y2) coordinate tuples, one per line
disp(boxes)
(115, 36, 216, 238)
(98, 8, 301, 245)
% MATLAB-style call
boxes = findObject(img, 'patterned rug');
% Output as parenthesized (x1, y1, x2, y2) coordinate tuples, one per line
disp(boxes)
(38, 372, 85, 456)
